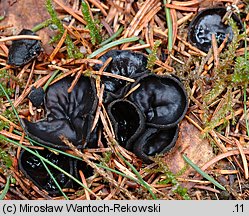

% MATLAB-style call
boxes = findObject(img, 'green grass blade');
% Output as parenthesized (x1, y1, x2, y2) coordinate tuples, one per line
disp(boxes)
(32, 19, 53, 32)
(183, 154, 226, 191)
(43, 70, 60, 91)
(87, 37, 139, 59)
(244, 84, 249, 136)
(38, 154, 69, 199)
(116, 152, 157, 200)
(139, 39, 152, 54)
(100, 26, 124, 47)
(0, 176, 10, 200)
(0, 83, 20, 122)
(163, 0, 173, 51)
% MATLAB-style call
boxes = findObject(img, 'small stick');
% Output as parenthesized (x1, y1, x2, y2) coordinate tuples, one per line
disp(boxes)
(172, 0, 205, 6)
(49, 29, 68, 61)
(68, 65, 84, 93)
(53, 0, 86, 25)
(79, 170, 91, 200)
(234, 138, 249, 179)
(0, 35, 41, 42)
(211, 34, 219, 67)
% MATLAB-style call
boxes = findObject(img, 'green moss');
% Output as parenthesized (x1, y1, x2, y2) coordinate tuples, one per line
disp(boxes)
(0, 148, 12, 169)
(154, 157, 190, 200)
(204, 88, 233, 132)
(203, 19, 245, 133)
(81, 0, 102, 45)
(45, 0, 83, 59)
(146, 40, 161, 71)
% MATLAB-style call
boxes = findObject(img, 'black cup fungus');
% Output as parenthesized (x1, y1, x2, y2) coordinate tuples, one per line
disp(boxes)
(94, 50, 149, 103)
(28, 86, 45, 107)
(132, 126, 179, 164)
(19, 49, 189, 194)
(107, 99, 145, 149)
(7, 29, 42, 67)
(188, 7, 243, 53)
(19, 149, 74, 195)
(21, 76, 98, 149)
(128, 74, 188, 129)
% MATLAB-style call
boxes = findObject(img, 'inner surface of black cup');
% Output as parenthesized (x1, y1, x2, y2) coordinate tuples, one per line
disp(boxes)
(129, 74, 188, 129)
(132, 126, 179, 164)
(108, 99, 145, 149)
(188, 7, 243, 53)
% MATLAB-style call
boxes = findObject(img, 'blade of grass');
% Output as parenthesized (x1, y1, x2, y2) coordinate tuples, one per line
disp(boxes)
(183, 154, 226, 191)
(139, 39, 152, 54)
(87, 37, 139, 59)
(244, 84, 249, 136)
(100, 26, 124, 47)
(163, 0, 173, 51)
(0, 83, 20, 123)
(38, 153, 69, 199)
(116, 151, 157, 200)
(43, 70, 60, 91)
(32, 19, 53, 32)
(0, 176, 10, 200)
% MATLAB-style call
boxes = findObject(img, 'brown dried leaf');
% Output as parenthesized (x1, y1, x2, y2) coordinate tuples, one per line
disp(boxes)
(0, 0, 54, 54)
(163, 119, 214, 178)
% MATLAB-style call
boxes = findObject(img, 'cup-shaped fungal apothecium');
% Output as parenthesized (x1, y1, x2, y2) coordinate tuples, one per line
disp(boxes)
(188, 7, 243, 53)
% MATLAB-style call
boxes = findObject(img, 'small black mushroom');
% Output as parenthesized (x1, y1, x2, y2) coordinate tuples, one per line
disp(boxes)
(132, 126, 179, 164)
(21, 76, 98, 149)
(19, 149, 74, 195)
(27, 86, 45, 107)
(188, 7, 243, 53)
(94, 50, 149, 103)
(107, 99, 145, 149)
(7, 29, 42, 67)
(128, 74, 188, 129)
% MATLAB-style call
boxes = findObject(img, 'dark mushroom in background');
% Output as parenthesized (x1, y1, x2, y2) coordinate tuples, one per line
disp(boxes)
(107, 99, 145, 149)
(128, 74, 188, 129)
(94, 50, 149, 103)
(188, 7, 243, 53)
(19, 149, 93, 196)
(21, 76, 98, 149)
(7, 29, 42, 67)
(19, 149, 74, 195)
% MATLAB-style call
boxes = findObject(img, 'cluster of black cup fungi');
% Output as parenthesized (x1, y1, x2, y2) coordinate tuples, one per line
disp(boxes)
(22, 50, 188, 164)
(7, 7, 243, 194)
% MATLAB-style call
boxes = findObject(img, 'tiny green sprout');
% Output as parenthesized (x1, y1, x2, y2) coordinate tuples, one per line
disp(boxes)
(147, 40, 161, 71)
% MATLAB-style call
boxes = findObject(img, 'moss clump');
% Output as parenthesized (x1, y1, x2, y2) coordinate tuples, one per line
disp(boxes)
(0, 148, 12, 170)
(146, 40, 161, 71)
(46, 0, 83, 59)
(81, 0, 102, 45)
